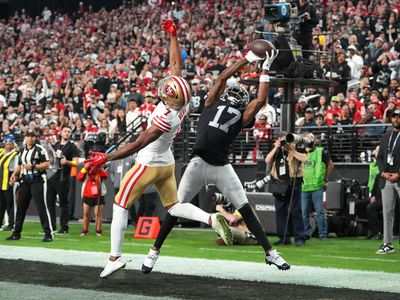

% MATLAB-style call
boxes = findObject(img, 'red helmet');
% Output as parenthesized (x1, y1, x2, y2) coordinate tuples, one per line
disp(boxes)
(158, 75, 191, 110)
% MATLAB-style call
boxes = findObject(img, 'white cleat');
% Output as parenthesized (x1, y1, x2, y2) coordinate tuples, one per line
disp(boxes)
(266, 249, 290, 270)
(142, 248, 160, 274)
(100, 257, 127, 278)
(211, 213, 233, 246)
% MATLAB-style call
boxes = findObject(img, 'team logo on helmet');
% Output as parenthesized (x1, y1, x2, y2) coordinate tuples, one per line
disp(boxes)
(221, 86, 250, 108)
(164, 85, 176, 98)
(158, 76, 191, 110)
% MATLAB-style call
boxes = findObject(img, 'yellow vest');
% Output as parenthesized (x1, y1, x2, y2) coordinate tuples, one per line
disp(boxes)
(0, 150, 18, 190)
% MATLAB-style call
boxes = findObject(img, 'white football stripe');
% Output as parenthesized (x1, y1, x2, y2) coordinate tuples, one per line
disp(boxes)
(0, 245, 399, 293)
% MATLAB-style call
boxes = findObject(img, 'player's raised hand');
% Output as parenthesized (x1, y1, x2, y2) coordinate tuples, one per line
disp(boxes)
(84, 151, 107, 174)
(262, 49, 279, 71)
(161, 19, 177, 37)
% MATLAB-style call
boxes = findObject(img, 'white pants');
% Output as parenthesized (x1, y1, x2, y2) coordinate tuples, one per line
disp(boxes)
(178, 156, 248, 209)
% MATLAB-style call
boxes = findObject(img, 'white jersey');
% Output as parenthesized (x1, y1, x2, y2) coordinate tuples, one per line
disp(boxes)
(135, 102, 188, 166)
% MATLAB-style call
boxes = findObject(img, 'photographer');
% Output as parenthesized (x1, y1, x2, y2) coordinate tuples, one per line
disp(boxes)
(213, 193, 258, 246)
(265, 132, 308, 246)
(301, 132, 334, 240)
(296, 0, 319, 59)
(46, 125, 80, 234)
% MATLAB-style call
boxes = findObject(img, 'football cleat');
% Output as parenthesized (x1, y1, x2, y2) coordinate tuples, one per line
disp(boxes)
(142, 248, 160, 274)
(100, 257, 127, 278)
(158, 75, 191, 110)
(376, 243, 395, 254)
(211, 213, 233, 246)
(266, 249, 290, 270)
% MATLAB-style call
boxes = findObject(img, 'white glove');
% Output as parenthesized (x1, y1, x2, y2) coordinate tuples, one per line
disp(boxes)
(245, 50, 264, 63)
(262, 49, 279, 71)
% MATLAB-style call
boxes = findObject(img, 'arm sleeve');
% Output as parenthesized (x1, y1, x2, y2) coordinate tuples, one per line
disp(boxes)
(153, 115, 172, 132)
(38, 146, 50, 162)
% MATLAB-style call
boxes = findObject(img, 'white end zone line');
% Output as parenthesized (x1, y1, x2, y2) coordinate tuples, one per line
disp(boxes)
(0, 245, 399, 294)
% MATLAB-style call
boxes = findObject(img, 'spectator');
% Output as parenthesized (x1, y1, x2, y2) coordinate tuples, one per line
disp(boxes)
(325, 96, 342, 126)
(77, 163, 108, 237)
(328, 51, 351, 96)
(346, 45, 364, 81)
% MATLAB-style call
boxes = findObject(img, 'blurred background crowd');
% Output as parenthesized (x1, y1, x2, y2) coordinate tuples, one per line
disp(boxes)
(0, 0, 399, 155)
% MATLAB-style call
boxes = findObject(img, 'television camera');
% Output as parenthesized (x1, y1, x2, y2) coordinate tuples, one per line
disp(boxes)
(264, 0, 300, 33)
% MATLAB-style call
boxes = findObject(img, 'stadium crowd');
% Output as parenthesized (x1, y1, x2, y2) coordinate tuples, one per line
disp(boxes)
(0, 0, 399, 152)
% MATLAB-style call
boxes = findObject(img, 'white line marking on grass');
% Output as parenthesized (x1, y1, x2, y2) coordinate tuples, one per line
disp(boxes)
(313, 254, 399, 262)
(199, 247, 264, 254)
(0, 246, 399, 294)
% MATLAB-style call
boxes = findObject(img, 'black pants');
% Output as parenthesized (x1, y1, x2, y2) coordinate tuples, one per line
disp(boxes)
(356, 198, 383, 234)
(274, 180, 305, 242)
(68, 176, 77, 219)
(47, 176, 70, 231)
(0, 188, 15, 227)
(14, 178, 52, 237)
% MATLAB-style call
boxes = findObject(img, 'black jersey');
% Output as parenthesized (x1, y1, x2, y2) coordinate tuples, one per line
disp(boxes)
(192, 99, 245, 166)
(52, 140, 80, 180)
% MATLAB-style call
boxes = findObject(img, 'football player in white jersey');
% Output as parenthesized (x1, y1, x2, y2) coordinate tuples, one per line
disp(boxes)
(86, 19, 232, 278)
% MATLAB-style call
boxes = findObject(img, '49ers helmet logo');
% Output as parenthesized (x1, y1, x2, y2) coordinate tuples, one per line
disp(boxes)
(164, 84, 176, 98)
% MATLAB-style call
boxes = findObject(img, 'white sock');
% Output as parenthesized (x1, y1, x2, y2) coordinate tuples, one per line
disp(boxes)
(110, 204, 128, 257)
(168, 203, 210, 224)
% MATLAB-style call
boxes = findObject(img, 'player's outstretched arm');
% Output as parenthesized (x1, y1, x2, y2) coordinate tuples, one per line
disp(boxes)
(85, 125, 164, 173)
(107, 125, 163, 161)
(162, 19, 182, 77)
(205, 49, 266, 108)
(242, 50, 278, 126)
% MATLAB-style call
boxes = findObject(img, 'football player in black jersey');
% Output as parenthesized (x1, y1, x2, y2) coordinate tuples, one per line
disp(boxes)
(142, 47, 291, 273)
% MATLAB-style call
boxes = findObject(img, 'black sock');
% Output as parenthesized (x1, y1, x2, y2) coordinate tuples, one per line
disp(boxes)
(154, 213, 178, 250)
(238, 203, 272, 253)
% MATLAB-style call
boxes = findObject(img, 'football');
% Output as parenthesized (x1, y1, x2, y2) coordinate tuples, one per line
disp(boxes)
(248, 39, 276, 58)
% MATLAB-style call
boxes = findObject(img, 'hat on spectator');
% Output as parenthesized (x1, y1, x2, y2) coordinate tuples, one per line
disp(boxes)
(51, 107, 58, 112)
(306, 107, 314, 113)
(298, 96, 307, 103)
(26, 87, 33, 93)
(376, 37, 384, 43)
(4, 134, 15, 145)
(331, 96, 340, 102)
(145, 91, 155, 98)
(315, 113, 324, 119)
(191, 78, 201, 85)
(111, 83, 117, 88)
(25, 129, 37, 137)
(392, 109, 400, 116)
(35, 114, 43, 119)
(85, 115, 93, 120)
(347, 45, 357, 51)
(44, 109, 51, 114)
(49, 119, 57, 124)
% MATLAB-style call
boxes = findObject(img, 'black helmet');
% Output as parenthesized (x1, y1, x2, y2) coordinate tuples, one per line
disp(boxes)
(220, 86, 250, 108)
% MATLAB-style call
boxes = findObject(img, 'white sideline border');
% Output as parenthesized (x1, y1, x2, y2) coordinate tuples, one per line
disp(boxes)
(0, 245, 399, 294)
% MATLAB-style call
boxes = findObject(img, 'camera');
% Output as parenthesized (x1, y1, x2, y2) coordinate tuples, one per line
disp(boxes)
(264, 2, 292, 23)
(286, 133, 313, 147)
(264, 1, 299, 28)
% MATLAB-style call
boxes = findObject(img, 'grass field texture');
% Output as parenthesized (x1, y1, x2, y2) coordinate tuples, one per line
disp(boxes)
(0, 221, 399, 273)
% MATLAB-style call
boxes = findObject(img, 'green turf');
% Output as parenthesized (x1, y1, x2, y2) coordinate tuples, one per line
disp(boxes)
(1, 221, 399, 273)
